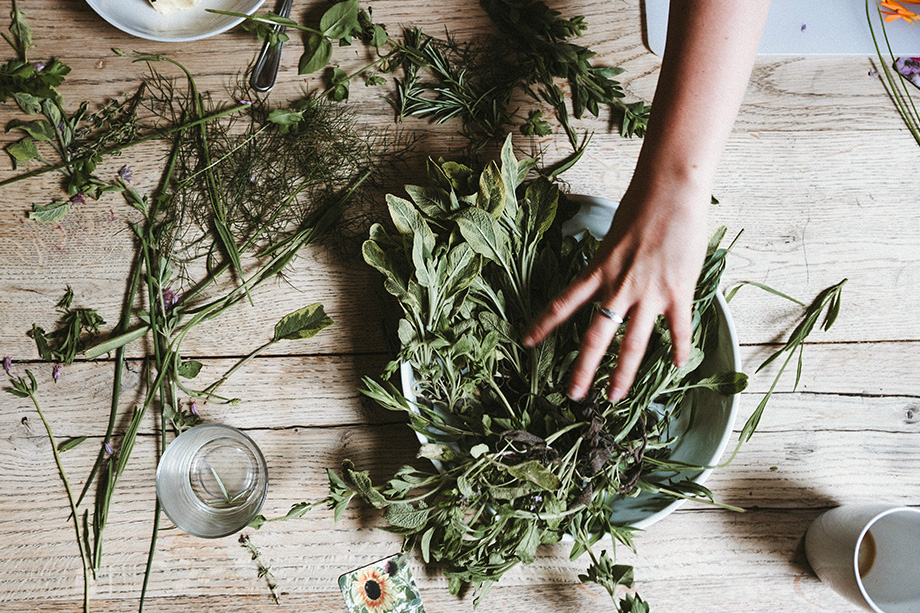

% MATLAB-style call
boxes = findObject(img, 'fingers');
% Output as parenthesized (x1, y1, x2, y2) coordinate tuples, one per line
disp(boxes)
(607, 306, 658, 402)
(566, 306, 625, 400)
(524, 270, 602, 347)
(666, 301, 693, 369)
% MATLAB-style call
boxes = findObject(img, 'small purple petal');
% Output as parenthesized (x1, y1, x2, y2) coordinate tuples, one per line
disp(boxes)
(161, 288, 178, 310)
(800, 23, 807, 32)
(70, 193, 86, 205)
(237, 98, 252, 106)
(104, 442, 115, 457)
(249, 175, 257, 185)
(33, 61, 46, 72)
(189, 401, 199, 416)
(52, 363, 63, 382)
(118, 165, 133, 182)
(2, 356, 12, 373)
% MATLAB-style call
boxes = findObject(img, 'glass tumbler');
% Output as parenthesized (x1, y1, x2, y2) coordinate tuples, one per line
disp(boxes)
(156, 423, 268, 538)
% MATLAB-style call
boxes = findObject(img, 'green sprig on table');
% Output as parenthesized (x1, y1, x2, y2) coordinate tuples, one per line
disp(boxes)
(215, 0, 649, 157)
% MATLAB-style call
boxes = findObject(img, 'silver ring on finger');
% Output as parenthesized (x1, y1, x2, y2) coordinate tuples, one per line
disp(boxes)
(598, 307, 624, 325)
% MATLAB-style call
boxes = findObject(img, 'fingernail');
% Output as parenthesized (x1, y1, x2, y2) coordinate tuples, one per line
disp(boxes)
(568, 384, 585, 400)
(523, 335, 534, 347)
(675, 358, 687, 368)
(608, 387, 625, 402)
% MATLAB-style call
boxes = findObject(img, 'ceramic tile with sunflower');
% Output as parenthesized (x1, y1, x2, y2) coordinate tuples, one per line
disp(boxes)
(339, 553, 426, 613)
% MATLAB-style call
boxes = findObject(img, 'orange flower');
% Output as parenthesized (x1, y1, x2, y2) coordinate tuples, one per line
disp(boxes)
(881, 0, 920, 24)
(350, 567, 397, 611)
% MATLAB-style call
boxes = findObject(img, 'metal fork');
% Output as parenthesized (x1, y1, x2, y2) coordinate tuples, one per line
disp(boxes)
(249, 0, 294, 92)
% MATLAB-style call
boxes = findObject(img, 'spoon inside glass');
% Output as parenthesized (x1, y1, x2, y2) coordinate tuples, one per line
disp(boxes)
(249, 0, 294, 92)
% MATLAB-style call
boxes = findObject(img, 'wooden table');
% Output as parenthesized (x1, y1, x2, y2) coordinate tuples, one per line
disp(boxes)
(2, 1, 918, 611)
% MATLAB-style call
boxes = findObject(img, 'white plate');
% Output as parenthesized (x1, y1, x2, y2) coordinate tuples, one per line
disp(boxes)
(85, 0, 265, 42)
(401, 194, 741, 530)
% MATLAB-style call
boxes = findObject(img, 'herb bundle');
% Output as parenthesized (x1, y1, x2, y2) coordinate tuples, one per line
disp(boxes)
(330, 137, 746, 610)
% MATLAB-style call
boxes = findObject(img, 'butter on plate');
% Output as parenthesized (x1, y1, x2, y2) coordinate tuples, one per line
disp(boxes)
(149, 0, 202, 13)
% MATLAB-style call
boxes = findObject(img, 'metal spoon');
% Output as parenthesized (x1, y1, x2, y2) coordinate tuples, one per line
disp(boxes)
(249, 0, 294, 93)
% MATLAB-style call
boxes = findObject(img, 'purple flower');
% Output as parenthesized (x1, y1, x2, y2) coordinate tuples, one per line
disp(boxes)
(249, 174, 257, 185)
(800, 23, 807, 32)
(118, 165, 133, 182)
(189, 401, 199, 416)
(70, 193, 86, 205)
(2, 356, 12, 373)
(33, 61, 46, 72)
(52, 363, 63, 382)
(895, 57, 920, 89)
(104, 442, 115, 457)
(237, 98, 252, 106)
(161, 288, 178, 310)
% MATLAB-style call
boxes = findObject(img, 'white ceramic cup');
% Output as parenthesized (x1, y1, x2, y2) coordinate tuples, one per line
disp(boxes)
(805, 504, 920, 612)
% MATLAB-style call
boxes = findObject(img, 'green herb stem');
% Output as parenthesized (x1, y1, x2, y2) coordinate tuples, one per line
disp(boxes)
(27, 389, 92, 612)
(0, 105, 247, 189)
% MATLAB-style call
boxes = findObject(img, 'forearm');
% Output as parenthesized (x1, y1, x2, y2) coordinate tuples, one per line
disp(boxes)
(631, 1, 771, 203)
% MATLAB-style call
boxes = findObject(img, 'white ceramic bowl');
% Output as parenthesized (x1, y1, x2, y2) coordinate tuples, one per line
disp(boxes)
(85, 0, 264, 42)
(400, 194, 741, 530)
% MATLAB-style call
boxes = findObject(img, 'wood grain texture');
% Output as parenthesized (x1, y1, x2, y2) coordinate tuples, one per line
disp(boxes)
(1, 0, 919, 612)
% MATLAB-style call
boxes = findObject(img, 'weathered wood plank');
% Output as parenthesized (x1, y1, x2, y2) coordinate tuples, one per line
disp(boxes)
(1, 344, 917, 439)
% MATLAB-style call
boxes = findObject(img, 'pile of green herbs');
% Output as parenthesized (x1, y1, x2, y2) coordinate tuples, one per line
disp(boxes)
(217, 0, 649, 159)
(2, 7, 406, 610)
(328, 137, 745, 611)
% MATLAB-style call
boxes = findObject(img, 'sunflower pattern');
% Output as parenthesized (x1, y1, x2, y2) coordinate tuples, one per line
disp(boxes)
(339, 553, 426, 613)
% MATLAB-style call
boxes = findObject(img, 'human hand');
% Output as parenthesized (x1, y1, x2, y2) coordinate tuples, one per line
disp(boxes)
(524, 178, 710, 402)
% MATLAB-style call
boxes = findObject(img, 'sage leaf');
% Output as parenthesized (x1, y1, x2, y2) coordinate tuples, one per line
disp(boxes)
(505, 459, 561, 491)
(420, 526, 435, 563)
(273, 303, 334, 341)
(28, 200, 71, 222)
(523, 176, 559, 238)
(386, 194, 435, 252)
(455, 207, 510, 266)
(341, 460, 388, 509)
(476, 161, 506, 217)
(385, 502, 429, 530)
